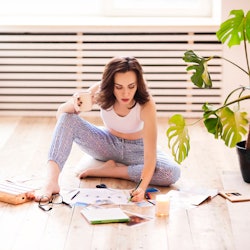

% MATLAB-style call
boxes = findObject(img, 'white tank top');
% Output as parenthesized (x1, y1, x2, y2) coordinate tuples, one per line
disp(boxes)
(100, 103, 144, 133)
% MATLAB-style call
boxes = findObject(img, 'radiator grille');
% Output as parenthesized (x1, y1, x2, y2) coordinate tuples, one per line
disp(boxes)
(0, 30, 222, 117)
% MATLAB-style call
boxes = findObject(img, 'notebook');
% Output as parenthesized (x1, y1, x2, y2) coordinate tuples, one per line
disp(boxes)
(219, 190, 250, 202)
(81, 207, 130, 224)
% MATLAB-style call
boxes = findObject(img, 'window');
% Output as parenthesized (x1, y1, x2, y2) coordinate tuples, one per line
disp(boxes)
(0, 0, 221, 25)
(0, 0, 101, 16)
(103, 0, 217, 17)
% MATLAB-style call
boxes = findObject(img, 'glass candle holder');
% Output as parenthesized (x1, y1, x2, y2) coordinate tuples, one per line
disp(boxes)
(155, 194, 170, 217)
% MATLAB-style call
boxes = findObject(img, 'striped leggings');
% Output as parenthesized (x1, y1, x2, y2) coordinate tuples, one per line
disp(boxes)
(48, 113, 181, 186)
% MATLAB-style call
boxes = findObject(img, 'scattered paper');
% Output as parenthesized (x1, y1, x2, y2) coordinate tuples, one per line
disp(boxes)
(63, 188, 132, 206)
(166, 187, 218, 211)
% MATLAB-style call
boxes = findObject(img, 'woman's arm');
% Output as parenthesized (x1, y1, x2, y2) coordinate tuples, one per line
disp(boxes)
(131, 97, 158, 201)
(56, 82, 101, 120)
(56, 99, 76, 120)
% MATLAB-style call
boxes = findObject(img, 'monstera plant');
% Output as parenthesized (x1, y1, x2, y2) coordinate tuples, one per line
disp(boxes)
(166, 9, 250, 182)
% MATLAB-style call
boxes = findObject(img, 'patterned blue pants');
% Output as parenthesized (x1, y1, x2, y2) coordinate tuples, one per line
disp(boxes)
(48, 113, 181, 186)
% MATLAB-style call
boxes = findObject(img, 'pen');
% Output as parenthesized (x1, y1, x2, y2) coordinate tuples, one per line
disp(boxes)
(71, 190, 80, 200)
(147, 200, 155, 206)
(130, 179, 143, 200)
(62, 201, 72, 208)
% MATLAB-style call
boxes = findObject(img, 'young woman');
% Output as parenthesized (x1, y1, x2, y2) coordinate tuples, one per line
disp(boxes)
(35, 56, 181, 202)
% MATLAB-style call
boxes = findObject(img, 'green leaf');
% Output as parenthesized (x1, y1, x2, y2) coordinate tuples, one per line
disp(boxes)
(220, 107, 248, 147)
(216, 9, 250, 47)
(202, 102, 217, 113)
(166, 114, 190, 163)
(204, 118, 222, 139)
(202, 103, 223, 138)
(245, 11, 250, 42)
(183, 50, 212, 88)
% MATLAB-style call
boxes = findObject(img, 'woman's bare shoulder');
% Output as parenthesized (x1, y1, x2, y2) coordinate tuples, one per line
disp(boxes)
(140, 97, 156, 120)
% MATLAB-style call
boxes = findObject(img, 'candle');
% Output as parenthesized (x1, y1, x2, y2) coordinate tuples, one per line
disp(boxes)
(155, 194, 170, 216)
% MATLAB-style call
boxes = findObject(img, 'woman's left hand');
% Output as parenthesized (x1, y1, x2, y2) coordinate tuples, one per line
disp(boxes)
(130, 187, 145, 202)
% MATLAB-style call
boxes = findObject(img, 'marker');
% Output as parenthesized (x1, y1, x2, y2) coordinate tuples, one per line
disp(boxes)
(130, 179, 143, 201)
(71, 190, 80, 200)
(145, 192, 151, 199)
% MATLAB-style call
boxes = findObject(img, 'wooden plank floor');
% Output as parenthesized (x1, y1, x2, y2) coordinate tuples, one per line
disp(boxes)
(0, 116, 250, 250)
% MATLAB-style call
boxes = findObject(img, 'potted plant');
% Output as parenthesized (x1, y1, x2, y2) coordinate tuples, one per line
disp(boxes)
(166, 9, 250, 182)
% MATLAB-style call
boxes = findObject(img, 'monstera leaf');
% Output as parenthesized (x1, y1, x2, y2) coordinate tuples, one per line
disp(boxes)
(202, 103, 223, 139)
(183, 50, 212, 88)
(216, 9, 250, 47)
(202, 104, 248, 147)
(166, 114, 190, 163)
(220, 107, 248, 147)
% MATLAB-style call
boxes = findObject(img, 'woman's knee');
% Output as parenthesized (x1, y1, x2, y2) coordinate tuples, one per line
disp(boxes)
(57, 113, 82, 131)
(58, 112, 78, 123)
(152, 162, 181, 186)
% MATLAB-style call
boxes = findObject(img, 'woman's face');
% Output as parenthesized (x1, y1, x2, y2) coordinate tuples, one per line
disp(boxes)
(113, 71, 137, 107)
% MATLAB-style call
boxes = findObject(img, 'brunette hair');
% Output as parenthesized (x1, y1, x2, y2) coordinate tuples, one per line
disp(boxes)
(96, 56, 150, 110)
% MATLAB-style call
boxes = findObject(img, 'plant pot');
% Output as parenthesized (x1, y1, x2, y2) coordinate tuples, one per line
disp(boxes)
(236, 141, 250, 183)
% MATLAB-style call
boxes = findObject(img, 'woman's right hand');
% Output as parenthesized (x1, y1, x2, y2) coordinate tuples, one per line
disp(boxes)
(56, 86, 96, 119)
(72, 92, 81, 113)
(56, 96, 79, 119)
(73, 91, 93, 112)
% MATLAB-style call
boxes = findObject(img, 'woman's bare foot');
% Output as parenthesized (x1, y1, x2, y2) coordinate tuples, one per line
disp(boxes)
(34, 160, 61, 202)
(78, 160, 129, 179)
(34, 181, 60, 202)
(79, 160, 116, 178)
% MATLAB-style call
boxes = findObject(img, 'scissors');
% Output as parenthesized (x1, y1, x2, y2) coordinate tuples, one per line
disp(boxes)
(96, 183, 107, 189)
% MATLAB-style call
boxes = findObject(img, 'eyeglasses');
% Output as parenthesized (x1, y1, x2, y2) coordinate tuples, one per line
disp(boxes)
(38, 194, 71, 211)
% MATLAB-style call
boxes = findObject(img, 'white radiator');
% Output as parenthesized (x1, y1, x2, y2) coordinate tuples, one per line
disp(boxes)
(0, 27, 222, 117)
